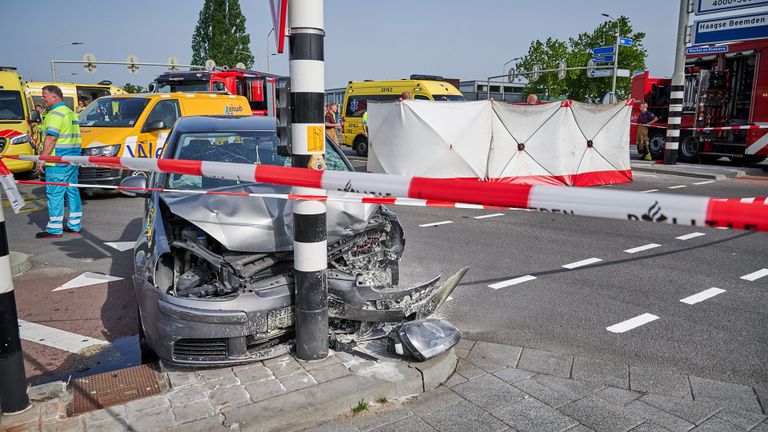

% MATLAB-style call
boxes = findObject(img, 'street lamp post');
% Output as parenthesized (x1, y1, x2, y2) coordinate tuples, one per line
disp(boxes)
(503, 57, 521, 76)
(601, 14, 620, 100)
(51, 42, 84, 82)
(267, 29, 274, 74)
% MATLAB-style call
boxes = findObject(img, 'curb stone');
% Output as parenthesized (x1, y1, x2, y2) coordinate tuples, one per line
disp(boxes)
(10, 251, 31, 276)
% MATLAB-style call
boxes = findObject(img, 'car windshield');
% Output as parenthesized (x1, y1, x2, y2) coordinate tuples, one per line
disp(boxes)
(79, 97, 149, 127)
(166, 131, 350, 190)
(0, 90, 24, 120)
(432, 94, 466, 101)
(154, 81, 210, 93)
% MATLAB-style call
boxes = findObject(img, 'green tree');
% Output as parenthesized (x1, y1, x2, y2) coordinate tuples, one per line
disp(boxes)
(191, 0, 254, 69)
(122, 83, 146, 93)
(517, 37, 569, 100)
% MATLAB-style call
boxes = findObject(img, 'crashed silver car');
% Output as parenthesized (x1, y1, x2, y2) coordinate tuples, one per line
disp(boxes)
(124, 115, 464, 365)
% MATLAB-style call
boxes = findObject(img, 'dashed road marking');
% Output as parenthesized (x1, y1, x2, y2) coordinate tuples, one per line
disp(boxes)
(606, 313, 659, 333)
(623, 243, 662, 254)
(640, 189, 659, 193)
(676, 232, 706, 241)
(474, 213, 504, 220)
(489, 275, 537, 290)
(693, 180, 716, 185)
(18, 320, 108, 354)
(419, 220, 453, 228)
(562, 257, 603, 269)
(53, 272, 124, 291)
(741, 269, 768, 282)
(668, 185, 686, 189)
(680, 288, 726, 305)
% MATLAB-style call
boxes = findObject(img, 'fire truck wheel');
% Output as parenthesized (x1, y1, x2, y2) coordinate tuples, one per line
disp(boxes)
(678, 135, 699, 163)
(728, 155, 767, 164)
(648, 131, 666, 160)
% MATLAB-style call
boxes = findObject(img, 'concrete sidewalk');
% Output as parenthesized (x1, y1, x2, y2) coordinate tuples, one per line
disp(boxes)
(311, 340, 768, 432)
(629, 156, 767, 180)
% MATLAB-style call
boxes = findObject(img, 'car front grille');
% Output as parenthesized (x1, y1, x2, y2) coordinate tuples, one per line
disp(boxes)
(172, 338, 228, 362)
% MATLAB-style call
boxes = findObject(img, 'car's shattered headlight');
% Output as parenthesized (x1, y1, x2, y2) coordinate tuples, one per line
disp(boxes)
(389, 319, 461, 361)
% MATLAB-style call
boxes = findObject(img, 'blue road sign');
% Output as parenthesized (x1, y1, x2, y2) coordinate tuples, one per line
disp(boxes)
(619, 38, 633, 47)
(588, 69, 612, 78)
(694, 12, 768, 45)
(592, 55, 615, 63)
(696, 0, 768, 15)
(592, 46, 615, 55)
(686, 45, 730, 55)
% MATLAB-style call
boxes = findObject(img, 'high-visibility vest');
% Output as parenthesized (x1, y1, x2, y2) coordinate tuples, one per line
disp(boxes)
(43, 103, 81, 166)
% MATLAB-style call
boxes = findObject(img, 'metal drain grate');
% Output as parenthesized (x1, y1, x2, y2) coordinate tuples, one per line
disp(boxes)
(69, 363, 166, 416)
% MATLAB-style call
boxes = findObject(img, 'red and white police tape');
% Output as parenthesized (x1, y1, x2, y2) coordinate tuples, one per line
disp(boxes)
(631, 123, 768, 132)
(3, 155, 768, 232)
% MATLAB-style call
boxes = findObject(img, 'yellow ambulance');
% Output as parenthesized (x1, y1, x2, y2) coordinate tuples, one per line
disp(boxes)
(75, 93, 252, 185)
(341, 78, 465, 155)
(25, 81, 125, 112)
(0, 67, 39, 176)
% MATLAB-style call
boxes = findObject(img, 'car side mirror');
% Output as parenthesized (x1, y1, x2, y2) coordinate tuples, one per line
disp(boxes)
(148, 83, 156, 92)
(29, 110, 42, 123)
(145, 120, 166, 132)
(214, 82, 226, 92)
(119, 175, 151, 198)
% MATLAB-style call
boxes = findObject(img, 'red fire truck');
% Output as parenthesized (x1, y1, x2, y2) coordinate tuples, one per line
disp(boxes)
(630, 39, 768, 163)
(151, 68, 278, 116)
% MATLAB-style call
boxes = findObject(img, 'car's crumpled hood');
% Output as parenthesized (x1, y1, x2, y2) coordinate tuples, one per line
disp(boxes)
(161, 183, 378, 253)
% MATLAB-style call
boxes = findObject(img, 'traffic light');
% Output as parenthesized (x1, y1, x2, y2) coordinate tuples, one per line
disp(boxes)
(275, 77, 292, 156)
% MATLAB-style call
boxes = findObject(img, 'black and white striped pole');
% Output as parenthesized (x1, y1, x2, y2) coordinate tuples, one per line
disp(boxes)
(664, 0, 690, 165)
(0, 200, 29, 414)
(288, 0, 329, 360)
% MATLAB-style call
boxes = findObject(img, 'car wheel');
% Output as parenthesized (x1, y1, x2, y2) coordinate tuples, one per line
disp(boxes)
(137, 308, 158, 364)
(354, 136, 368, 157)
(677, 135, 699, 163)
(648, 131, 666, 160)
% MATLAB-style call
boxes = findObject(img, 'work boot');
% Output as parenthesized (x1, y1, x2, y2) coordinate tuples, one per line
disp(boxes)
(64, 226, 81, 234)
(35, 231, 63, 239)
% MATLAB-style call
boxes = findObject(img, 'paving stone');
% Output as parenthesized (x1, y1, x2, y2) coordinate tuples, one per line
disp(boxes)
(558, 395, 646, 432)
(232, 363, 273, 384)
(244, 378, 287, 402)
(164, 415, 230, 432)
(640, 394, 722, 425)
(166, 370, 201, 389)
(172, 398, 215, 425)
(752, 420, 768, 432)
(299, 353, 343, 371)
(280, 370, 318, 392)
(443, 372, 468, 388)
(39, 400, 63, 423)
(54, 416, 86, 432)
(465, 341, 522, 373)
(452, 373, 526, 412)
(307, 423, 362, 432)
(513, 378, 576, 408)
(455, 347, 470, 359)
(82, 405, 127, 425)
(455, 358, 486, 380)
(596, 387, 643, 406)
(84, 418, 134, 432)
(628, 422, 673, 431)
(369, 415, 437, 432)
(455, 339, 476, 350)
(572, 356, 629, 388)
(29, 381, 66, 402)
(689, 416, 742, 431)
(124, 405, 176, 432)
(625, 400, 695, 432)
(0, 403, 41, 429)
(407, 386, 465, 416)
(568, 426, 597, 432)
(629, 366, 692, 399)
(493, 367, 537, 385)
(533, 374, 604, 402)
(492, 396, 579, 432)
(422, 400, 508, 432)
(754, 387, 768, 414)
(517, 348, 573, 378)
(309, 361, 352, 383)
(168, 386, 209, 405)
(197, 367, 235, 381)
(714, 409, 767, 430)
(209, 385, 250, 410)
(124, 394, 171, 416)
(202, 374, 240, 391)
(348, 406, 414, 431)
(689, 376, 763, 413)
(265, 355, 304, 378)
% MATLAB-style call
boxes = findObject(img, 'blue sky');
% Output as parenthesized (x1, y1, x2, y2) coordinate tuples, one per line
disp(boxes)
(3, 1, 692, 89)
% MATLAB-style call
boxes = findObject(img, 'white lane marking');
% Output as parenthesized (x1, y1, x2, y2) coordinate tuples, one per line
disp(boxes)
(680, 288, 726, 305)
(668, 185, 687, 189)
(693, 180, 716, 185)
(606, 313, 659, 333)
(676, 232, 706, 241)
(419, 220, 453, 228)
(18, 320, 108, 354)
(640, 189, 659, 193)
(104, 241, 136, 252)
(741, 269, 768, 282)
(562, 257, 603, 269)
(446, 296, 454, 302)
(474, 213, 504, 220)
(54, 272, 124, 291)
(623, 243, 662, 254)
(489, 275, 537, 290)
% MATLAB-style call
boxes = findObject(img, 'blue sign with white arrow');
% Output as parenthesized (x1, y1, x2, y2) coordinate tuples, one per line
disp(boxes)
(619, 38, 633, 47)
(592, 46, 615, 55)
(593, 54, 615, 63)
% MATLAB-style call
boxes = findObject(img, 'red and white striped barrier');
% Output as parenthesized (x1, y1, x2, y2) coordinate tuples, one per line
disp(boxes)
(4, 154, 768, 232)
(632, 123, 768, 132)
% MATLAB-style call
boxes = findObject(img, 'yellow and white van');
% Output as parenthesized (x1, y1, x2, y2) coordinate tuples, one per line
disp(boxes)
(0, 67, 39, 175)
(76, 92, 252, 185)
(25, 81, 125, 112)
(341, 79, 465, 155)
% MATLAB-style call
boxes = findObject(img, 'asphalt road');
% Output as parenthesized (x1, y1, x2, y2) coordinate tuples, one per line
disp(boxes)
(4, 156, 767, 390)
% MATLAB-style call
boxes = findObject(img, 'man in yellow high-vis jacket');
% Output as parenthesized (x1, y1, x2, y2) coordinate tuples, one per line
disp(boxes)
(37, 85, 82, 239)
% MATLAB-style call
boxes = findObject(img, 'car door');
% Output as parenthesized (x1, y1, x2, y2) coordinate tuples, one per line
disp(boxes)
(138, 99, 180, 158)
